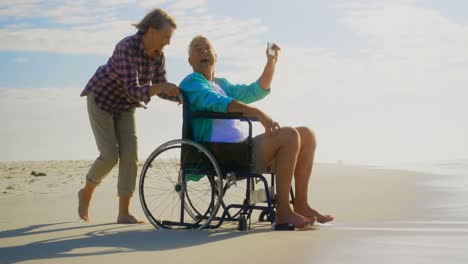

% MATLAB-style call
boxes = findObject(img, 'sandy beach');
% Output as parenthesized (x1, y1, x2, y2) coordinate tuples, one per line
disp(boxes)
(1, 160, 467, 264)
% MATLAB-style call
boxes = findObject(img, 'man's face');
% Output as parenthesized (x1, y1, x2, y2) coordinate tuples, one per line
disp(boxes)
(188, 38, 217, 74)
(149, 23, 174, 55)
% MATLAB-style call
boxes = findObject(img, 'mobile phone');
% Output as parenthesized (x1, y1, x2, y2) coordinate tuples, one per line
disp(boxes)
(267, 42, 276, 56)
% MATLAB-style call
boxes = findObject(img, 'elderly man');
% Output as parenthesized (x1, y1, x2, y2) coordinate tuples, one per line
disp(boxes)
(179, 36, 333, 228)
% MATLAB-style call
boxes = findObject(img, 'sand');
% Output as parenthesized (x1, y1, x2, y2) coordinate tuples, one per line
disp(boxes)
(1, 160, 467, 264)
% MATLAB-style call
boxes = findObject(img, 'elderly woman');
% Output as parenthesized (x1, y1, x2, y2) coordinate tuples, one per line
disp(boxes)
(78, 8, 180, 223)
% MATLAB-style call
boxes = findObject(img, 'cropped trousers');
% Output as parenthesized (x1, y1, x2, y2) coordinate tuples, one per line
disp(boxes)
(86, 94, 138, 197)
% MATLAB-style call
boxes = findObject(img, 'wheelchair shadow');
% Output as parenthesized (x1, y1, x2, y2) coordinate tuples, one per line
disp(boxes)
(0, 221, 270, 263)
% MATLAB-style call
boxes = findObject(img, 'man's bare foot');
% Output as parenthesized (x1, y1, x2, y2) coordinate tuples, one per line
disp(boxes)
(275, 210, 314, 228)
(78, 189, 90, 221)
(294, 205, 334, 224)
(117, 214, 145, 224)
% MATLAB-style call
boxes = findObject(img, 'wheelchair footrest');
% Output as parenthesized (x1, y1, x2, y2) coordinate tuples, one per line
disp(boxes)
(273, 223, 295, 231)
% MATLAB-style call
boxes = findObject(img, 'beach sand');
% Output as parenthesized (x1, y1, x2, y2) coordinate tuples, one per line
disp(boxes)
(1, 161, 467, 264)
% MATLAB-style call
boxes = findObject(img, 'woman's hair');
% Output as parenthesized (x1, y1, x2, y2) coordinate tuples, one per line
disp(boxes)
(133, 8, 177, 33)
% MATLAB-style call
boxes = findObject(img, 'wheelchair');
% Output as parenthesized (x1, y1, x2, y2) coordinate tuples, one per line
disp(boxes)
(138, 95, 295, 230)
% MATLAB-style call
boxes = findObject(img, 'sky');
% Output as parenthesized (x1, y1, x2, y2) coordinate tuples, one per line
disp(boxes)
(1, 0, 468, 166)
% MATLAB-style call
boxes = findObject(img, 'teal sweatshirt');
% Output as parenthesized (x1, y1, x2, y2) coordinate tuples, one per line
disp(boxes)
(179, 72, 270, 142)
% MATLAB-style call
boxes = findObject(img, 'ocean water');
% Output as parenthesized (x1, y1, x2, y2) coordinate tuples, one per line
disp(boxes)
(316, 159, 468, 264)
(403, 161, 468, 222)
(393, 159, 468, 177)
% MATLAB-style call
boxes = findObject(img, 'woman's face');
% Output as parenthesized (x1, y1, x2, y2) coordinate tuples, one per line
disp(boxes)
(149, 23, 174, 55)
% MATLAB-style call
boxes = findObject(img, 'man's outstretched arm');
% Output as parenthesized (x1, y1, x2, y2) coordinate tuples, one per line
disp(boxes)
(259, 44, 280, 90)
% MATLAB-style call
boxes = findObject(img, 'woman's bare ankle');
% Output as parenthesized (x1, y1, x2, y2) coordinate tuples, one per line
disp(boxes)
(117, 214, 145, 224)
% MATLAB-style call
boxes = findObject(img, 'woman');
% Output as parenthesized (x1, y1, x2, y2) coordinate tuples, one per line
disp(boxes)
(78, 8, 180, 223)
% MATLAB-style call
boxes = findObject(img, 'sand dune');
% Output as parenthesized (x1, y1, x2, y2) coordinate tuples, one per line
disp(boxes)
(1, 161, 467, 264)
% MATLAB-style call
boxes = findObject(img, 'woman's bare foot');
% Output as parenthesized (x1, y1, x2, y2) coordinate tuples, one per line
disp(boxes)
(117, 214, 145, 224)
(78, 188, 90, 221)
(275, 209, 314, 228)
(294, 205, 334, 224)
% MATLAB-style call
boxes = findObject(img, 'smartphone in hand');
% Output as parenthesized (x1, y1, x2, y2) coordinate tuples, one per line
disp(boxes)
(267, 42, 276, 56)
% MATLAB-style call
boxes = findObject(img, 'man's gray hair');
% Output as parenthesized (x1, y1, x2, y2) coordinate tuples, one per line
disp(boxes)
(188, 35, 211, 54)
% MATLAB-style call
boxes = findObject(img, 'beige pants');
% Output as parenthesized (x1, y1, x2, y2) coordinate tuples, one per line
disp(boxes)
(86, 94, 138, 197)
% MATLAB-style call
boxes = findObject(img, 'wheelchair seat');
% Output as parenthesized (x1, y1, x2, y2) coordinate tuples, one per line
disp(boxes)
(181, 95, 254, 174)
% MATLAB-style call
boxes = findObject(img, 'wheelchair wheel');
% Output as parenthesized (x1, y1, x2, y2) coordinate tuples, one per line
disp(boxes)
(139, 139, 223, 229)
(259, 208, 275, 222)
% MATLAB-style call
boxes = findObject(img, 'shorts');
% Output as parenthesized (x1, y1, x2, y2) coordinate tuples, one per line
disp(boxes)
(251, 134, 276, 174)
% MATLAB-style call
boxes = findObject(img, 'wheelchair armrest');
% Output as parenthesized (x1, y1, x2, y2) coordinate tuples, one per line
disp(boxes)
(190, 111, 259, 142)
(192, 111, 259, 122)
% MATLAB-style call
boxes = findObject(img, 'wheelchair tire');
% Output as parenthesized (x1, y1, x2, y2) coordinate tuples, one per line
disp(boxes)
(139, 139, 223, 229)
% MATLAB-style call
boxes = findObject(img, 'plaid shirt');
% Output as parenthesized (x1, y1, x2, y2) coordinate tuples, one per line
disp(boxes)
(80, 31, 167, 116)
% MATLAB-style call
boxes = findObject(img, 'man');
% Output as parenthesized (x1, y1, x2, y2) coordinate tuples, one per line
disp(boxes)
(180, 36, 333, 228)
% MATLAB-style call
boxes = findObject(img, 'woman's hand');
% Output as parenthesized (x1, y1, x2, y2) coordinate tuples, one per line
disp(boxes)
(152, 82, 180, 96)
(151, 82, 181, 102)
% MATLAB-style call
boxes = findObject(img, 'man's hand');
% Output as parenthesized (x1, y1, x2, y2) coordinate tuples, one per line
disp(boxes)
(255, 109, 280, 136)
(227, 100, 279, 135)
(266, 43, 281, 63)
(259, 43, 280, 90)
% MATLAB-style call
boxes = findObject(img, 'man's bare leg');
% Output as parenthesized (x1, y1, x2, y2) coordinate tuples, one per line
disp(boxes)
(78, 182, 96, 221)
(293, 127, 334, 223)
(259, 127, 313, 227)
(117, 196, 145, 224)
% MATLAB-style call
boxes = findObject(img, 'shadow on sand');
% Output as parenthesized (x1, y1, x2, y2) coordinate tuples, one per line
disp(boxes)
(0, 221, 271, 263)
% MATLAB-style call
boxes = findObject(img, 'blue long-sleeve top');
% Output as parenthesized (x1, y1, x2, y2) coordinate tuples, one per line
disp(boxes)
(179, 72, 271, 142)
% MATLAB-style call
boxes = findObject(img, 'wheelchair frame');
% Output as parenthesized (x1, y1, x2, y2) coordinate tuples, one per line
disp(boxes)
(139, 95, 295, 230)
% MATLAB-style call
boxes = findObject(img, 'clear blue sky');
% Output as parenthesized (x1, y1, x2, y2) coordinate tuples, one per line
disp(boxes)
(1, 0, 467, 164)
